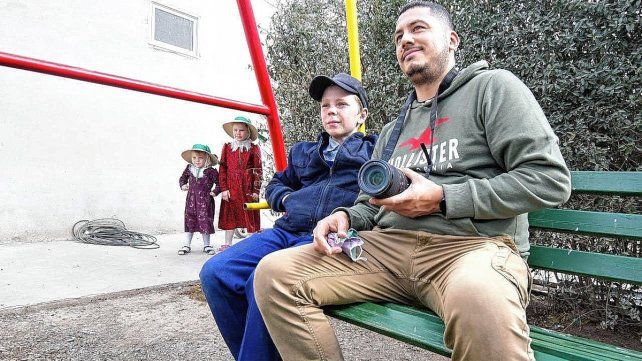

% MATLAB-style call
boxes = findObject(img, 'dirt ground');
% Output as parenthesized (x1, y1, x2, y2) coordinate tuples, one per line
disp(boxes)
(3, 282, 638, 360)
(0, 282, 446, 361)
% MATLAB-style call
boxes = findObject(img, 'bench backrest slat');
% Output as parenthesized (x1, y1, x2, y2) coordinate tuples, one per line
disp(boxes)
(528, 209, 642, 239)
(570, 171, 642, 195)
(528, 245, 642, 285)
(528, 171, 641, 285)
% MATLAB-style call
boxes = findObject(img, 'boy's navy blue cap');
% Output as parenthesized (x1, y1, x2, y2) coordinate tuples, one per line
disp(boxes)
(309, 73, 368, 109)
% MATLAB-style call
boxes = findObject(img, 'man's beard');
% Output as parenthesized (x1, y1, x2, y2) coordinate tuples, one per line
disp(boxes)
(405, 46, 450, 86)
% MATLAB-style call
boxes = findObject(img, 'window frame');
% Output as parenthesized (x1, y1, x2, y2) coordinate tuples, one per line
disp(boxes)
(149, 2, 199, 57)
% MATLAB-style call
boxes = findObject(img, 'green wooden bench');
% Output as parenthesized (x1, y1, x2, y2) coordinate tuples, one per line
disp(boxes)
(326, 171, 642, 360)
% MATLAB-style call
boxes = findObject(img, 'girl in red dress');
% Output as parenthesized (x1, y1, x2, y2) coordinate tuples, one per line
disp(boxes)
(217, 116, 262, 251)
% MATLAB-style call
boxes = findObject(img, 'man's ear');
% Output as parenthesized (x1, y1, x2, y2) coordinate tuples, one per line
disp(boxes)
(449, 30, 460, 52)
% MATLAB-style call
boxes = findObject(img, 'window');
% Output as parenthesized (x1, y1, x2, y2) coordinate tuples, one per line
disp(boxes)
(150, 3, 198, 57)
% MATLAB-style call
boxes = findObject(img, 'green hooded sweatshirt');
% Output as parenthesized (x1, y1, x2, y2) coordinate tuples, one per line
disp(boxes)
(337, 61, 571, 257)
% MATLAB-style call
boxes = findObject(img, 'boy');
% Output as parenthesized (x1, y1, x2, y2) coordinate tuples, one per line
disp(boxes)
(199, 73, 377, 361)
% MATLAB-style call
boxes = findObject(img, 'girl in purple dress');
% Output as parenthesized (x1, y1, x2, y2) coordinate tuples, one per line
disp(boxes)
(178, 144, 221, 255)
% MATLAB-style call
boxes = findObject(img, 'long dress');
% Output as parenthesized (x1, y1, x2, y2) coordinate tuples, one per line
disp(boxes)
(179, 165, 220, 234)
(218, 142, 262, 233)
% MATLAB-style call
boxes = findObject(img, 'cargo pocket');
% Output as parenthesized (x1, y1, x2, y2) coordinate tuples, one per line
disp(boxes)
(491, 246, 532, 308)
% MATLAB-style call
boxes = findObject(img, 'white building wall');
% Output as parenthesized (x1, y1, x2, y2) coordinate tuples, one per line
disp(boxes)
(0, 0, 275, 241)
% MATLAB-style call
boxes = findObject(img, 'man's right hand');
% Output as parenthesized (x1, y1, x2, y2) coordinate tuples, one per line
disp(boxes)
(221, 190, 230, 201)
(312, 211, 350, 256)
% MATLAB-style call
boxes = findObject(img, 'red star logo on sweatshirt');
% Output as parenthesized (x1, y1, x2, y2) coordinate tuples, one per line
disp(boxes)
(399, 117, 451, 151)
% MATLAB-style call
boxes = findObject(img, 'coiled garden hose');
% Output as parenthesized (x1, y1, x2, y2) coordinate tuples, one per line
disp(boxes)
(71, 218, 159, 249)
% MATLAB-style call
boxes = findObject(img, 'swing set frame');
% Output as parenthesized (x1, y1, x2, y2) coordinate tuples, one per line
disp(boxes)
(0, 0, 364, 173)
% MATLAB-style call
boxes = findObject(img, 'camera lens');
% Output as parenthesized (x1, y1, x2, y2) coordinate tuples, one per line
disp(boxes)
(367, 169, 385, 187)
(358, 160, 410, 199)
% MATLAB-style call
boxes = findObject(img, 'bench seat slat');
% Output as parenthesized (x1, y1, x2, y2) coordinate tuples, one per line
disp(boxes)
(381, 303, 638, 360)
(528, 245, 642, 285)
(326, 302, 451, 356)
(528, 209, 642, 239)
(326, 302, 642, 360)
(529, 326, 642, 361)
(570, 171, 642, 196)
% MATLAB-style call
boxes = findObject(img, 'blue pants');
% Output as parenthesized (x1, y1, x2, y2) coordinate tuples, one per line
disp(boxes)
(199, 228, 312, 361)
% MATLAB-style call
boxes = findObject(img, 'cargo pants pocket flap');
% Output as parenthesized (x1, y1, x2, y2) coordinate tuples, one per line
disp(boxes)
(491, 246, 531, 308)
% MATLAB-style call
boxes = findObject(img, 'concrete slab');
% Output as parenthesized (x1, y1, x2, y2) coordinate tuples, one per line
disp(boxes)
(0, 232, 232, 309)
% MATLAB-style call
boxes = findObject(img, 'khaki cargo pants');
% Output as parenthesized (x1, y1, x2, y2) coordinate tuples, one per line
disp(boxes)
(254, 228, 534, 361)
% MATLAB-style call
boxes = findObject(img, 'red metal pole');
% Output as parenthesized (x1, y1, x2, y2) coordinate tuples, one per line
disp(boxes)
(0, 51, 270, 115)
(236, 0, 287, 171)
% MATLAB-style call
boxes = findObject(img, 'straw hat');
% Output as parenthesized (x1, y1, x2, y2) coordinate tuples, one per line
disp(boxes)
(222, 116, 258, 141)
(181, 144, 219, 166)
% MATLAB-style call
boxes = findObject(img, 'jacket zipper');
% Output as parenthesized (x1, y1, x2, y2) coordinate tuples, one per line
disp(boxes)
(313, 143, 340, 224)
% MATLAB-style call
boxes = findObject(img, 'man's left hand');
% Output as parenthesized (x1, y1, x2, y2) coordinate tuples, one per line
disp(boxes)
(369, 167, 443, 218)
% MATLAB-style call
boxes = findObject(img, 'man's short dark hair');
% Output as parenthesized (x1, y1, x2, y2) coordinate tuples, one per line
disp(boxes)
(398, 1, 454, 31)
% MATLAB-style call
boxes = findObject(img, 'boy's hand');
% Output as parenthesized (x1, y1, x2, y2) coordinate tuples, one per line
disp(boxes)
(281, 194, 290, 210)
(312, 212, 349, 256)
(181, 184, 189, 191)
(221, 190, 231, 201)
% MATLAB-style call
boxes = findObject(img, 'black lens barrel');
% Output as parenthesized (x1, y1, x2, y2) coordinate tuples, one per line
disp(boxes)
(357, 160, 410, 199)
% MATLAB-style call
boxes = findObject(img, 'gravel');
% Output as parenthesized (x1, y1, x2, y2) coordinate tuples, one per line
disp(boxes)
(0, 282, 447, 361)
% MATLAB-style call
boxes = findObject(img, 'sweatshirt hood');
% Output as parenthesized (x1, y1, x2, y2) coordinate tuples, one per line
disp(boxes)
(439, 60, 489, 99)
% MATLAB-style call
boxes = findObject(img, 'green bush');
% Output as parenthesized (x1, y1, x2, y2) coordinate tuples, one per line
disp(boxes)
(266, 0, 640, 171)
(451, 0, 641, 172)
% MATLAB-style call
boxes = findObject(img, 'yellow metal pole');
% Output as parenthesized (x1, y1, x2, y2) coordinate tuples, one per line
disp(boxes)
(246, 2, 364, 211)
(244, 200, 270, 210)
(345, 0, 366, 133)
